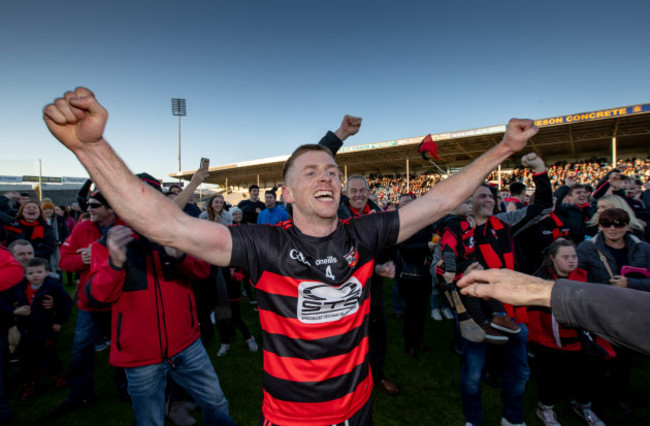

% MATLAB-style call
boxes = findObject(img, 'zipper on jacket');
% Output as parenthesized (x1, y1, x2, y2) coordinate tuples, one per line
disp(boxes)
(188, 294, 195, 328)
(152, 253, 169, 363)
(116, 312, 123, 351)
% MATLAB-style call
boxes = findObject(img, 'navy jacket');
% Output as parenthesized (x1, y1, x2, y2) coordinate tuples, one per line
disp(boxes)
(0, 276, 72, 341)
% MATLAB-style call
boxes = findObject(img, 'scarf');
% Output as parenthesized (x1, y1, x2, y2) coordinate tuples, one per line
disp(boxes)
(349, 203, 371, 217)
(19, 220, 45, 240)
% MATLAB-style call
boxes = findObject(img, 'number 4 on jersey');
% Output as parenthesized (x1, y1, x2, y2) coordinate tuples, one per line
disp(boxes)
(325, 265, 335, 281)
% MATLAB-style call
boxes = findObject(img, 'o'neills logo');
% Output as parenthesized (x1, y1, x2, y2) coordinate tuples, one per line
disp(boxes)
(315, 255, 337, 265)
(297, 278, 362, 324)
(343, 247, 359, 267)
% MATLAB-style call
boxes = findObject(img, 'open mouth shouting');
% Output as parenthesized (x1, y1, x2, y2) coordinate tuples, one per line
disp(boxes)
(314, 190, 334, 202)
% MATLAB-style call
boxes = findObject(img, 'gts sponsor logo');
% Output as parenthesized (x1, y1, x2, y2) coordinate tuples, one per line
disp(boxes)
(297, 278, 362, 324)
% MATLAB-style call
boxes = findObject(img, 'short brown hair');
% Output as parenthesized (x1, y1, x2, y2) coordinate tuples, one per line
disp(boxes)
(568, 184, 587, 195)
(282, 144, 335, 182)
(27, 257, 49, 270)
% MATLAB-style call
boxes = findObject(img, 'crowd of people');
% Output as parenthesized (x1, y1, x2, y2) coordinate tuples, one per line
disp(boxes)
(0, 89, 648, 426)
(363, 157, 650, 212)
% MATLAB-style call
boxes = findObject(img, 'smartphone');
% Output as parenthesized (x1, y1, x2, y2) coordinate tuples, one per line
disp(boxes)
(200, 157, 210, 168)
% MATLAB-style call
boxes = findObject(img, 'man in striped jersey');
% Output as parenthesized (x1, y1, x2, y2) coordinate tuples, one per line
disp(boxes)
(44, 87, 536, 425)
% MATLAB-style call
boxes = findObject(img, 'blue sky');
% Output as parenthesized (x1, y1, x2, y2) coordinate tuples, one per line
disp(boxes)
(1, 0, 648, 182)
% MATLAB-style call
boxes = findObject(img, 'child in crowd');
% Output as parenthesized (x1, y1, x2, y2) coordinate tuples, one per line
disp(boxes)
(436, 198, 520, 343)
(0, 257, 72, 399)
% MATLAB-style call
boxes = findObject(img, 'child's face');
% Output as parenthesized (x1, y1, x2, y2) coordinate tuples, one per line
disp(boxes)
(26, 266, 47, 287)
(453, 199, 473, 218)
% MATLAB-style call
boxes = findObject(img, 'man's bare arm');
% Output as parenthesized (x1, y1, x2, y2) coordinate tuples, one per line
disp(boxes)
(396, 118, 538, 243)
(43, 87, 232, 266)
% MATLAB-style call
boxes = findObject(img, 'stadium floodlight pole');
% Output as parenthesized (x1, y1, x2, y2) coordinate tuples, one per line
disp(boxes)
(171, 98, 187, 180)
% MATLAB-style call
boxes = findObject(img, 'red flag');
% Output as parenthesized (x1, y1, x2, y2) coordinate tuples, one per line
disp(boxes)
(418, 134, 439, 161)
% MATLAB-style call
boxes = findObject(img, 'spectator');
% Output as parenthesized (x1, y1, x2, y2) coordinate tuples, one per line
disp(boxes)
(200, 193, 233, 225)
(0, 257, 72, 400)
(237, 184, 264, 224)
(257, 189, 289, 225)
(49, 190, 125, 418)
(577, 207, 650, 415)
(88, 213, 233, 424)
(528, 239, 607, 426)
(586, 195, 645, 240)
(0, 191, 30, 218)
(341, 174, 401, 396)
(41, 201, 70, 275)
(56, 205, 76, 233)
(554, 182, 595, 244)
(460, 152, 551, 426)
(7, 240, 35, 269)
(1, 200, 57, 265)
(397, 192, 436, 358)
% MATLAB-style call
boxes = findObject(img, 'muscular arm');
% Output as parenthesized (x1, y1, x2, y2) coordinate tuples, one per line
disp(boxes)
(397, 119, 537, 243)
(43, 88, 232, 267)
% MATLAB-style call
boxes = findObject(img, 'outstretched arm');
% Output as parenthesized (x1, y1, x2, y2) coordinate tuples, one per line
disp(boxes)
(457, 269, 650, 356)
(43, 87, 232, 266)
(456, 268, 554, 307)
(396, 119, 538, 243)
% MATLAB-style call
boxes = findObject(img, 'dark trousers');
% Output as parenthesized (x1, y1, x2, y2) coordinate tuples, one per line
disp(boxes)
(17, 334, 62, 382)
(529, 342, 598, 406)
(216, 300, 252, 344)
(400, 276, 431, 348)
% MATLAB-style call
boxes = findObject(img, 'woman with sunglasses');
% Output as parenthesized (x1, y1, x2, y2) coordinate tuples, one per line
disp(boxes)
(576, 207, 650, 416)
(585, 195, 645, 240)
(577, 208, 650, 291)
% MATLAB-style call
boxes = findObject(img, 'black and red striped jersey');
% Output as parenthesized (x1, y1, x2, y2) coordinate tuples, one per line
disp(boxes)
(228, 211, 399, 425)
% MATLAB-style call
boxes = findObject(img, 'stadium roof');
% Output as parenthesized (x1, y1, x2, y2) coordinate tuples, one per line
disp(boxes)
(172, 103, 650, 187)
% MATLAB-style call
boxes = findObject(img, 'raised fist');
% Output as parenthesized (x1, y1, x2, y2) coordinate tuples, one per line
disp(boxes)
(43, 87, 108, 152)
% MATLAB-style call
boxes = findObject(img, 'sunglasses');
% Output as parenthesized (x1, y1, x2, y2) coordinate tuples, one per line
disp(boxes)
(87, 202, 105, 209)
(599, 220, 627, 228)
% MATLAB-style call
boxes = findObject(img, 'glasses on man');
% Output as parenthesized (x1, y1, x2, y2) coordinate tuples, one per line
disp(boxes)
(599, 220, 627, 228)
(87, 202, 105, 209)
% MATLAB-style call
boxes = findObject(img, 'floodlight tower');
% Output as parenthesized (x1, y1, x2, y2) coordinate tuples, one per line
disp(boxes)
(171, 98, 187, 176)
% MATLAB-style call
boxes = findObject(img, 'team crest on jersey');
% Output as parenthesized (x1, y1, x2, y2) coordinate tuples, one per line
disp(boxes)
(343, 246, 359, 267)
(297, 278, 362, 324)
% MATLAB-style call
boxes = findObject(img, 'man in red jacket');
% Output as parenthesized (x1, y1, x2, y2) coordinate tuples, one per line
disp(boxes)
(49, 190, 125, 417)
(86, 175, 233, 425)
